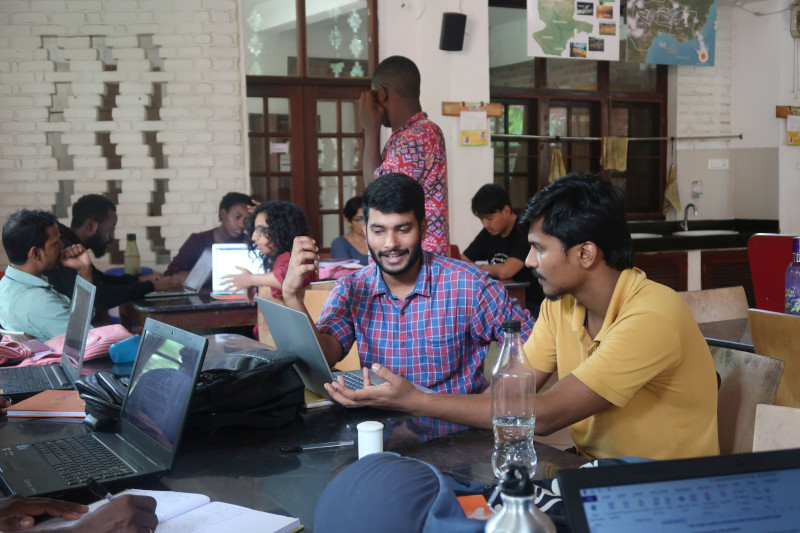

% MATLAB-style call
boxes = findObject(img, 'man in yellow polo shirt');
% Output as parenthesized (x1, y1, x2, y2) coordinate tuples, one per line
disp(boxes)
(323, 174, 720, 460)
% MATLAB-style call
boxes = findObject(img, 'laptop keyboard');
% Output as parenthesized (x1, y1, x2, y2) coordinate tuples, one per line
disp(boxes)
(33, 435, 136, 485)
(338, 372, 365, 391)
(0, 366, 52, 391)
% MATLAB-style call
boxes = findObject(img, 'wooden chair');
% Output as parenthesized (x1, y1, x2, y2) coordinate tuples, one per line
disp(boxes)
(710, 345, 785, 454)
(747, 234, 794, 313)
(752, 404, 800, 452)
(678, 286, 749, 324)
(748, 308, 800, 407)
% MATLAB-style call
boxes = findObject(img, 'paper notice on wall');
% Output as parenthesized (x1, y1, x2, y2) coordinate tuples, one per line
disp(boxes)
(787, 114, 800, 146)
(460, 103, 488, 146)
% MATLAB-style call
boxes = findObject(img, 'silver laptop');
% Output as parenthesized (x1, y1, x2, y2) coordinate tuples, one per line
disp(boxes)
(558, 448, 800, 533)
(255, 297, 385, 398)
(0, 276, 96, 401)
(145, 248, 212, 298)
(211, 243, 264, 296)
(0, 318, 208, 498)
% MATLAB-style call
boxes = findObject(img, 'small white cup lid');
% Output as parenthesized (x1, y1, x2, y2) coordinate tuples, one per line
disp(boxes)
(357, 421, 384, 432)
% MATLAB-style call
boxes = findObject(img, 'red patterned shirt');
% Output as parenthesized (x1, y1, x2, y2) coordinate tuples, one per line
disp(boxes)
(375, 112, 449, 256)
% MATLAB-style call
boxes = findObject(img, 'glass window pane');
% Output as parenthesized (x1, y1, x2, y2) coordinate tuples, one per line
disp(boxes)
(306, 1, 370, 78)
(549, 107, 567, 136)
(508, 105, 527, 135)
(247, 97, 264, 132)
(318, 138, 339, 171)
(610, 41, 658, 92)
(507, 176, 529, 211)
(570, 107, 591, 136)
(319, 176, 339, 209)
(610, 107, 629, 137)
(269, 138, 291, 173)
(341, 138, 361, 171)
(342, 175, 358, 202)
(488, 7, 535, 89)
(321, 213, 340, 248)
(242, 0, 298, 76)
(267, 98, 290, 134)
(317, 100, 337, 133)
(269, 176, 292, 202)
(547, 58, 597, 90)
(249, 137, 265, 172)
(341, 100, 357, 132)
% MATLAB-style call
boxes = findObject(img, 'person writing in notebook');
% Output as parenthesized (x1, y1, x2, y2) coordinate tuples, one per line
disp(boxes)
(324, 174, 719, 461)
(0, 493, 157, 532)
(0, 209, 92, 341)
(281, 173, 533, 394)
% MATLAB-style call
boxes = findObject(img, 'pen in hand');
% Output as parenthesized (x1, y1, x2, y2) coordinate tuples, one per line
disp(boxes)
(86, 476, 113, 501)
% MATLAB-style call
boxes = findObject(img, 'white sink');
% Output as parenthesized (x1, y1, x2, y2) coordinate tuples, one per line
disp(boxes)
(630, 232, 664, 239)
(671, 230, 739, 237)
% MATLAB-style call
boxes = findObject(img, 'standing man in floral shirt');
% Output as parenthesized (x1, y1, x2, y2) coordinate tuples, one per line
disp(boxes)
(358, 55, 449, 256)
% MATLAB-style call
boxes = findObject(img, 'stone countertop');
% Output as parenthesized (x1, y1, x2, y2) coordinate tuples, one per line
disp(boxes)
(629, 219, 779, 253)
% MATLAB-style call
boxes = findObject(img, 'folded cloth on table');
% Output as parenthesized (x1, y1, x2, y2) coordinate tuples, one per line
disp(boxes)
(12, 324, 133, 367)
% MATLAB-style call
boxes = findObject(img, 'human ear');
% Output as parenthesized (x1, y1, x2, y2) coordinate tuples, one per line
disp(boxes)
(374, 86, 388, 103)
(577, 242, 598, 267)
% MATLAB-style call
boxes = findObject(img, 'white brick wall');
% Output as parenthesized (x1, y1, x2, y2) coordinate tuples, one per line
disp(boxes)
(0, 0, 246, 270)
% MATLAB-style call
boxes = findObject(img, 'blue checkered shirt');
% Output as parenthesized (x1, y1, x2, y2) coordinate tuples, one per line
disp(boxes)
(317, 252, 534, 394)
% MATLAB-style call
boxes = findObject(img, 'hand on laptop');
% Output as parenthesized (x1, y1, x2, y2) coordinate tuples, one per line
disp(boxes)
(325, 363, 422, 412)
(0, 494, 87, 531)
(152, 276, 182, 292)
(139, 272, 163, 283)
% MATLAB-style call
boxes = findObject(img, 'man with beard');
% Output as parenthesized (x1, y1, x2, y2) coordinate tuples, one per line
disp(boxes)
(0, 210, 92, 340)
(281, 173, 532, 394)
(322, 174, 719, 461)
(44, 194, 180, 315)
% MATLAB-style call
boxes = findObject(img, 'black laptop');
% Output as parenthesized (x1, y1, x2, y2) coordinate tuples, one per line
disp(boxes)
(145, 248, 212, 298)
(0, 275, 96, 401)
(0, 318, 208, 498)
(558, 448, 800, 533)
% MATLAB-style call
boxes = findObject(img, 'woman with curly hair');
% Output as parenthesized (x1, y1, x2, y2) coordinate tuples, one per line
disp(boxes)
(221, 201, 317, 302)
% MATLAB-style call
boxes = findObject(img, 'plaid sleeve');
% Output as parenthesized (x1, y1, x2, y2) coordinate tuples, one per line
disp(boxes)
(470, 274, 535, 345)
(316, 281, 357, 357)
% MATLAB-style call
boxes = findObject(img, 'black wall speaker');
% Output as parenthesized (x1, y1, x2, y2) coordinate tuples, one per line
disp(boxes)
(439, 12, 467, 51)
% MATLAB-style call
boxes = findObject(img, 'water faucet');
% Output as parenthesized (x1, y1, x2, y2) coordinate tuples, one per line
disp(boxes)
(682, 203, 697, 231)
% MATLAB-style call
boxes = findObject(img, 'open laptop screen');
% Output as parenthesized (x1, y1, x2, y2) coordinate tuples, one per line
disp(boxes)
(120, 330, 201, 453)
(61, 276, 95, 382)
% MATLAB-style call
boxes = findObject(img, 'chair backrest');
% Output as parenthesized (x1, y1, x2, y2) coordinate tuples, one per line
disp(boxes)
(747, 233, 794, 313)
(748, 308, 800, 407)
(449, 244, 461, 259)
(752, 404, 800, 452)
(710, 345, 785, 454)
(678, 286, 749, 323)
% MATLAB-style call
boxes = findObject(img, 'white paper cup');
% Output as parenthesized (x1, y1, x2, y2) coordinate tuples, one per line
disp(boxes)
(357, 421, 384, 458)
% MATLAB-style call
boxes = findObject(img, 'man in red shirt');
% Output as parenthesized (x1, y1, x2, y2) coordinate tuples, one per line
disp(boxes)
(358, 56, 449, 256)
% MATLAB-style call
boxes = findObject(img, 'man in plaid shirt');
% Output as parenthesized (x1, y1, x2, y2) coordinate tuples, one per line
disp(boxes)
(281, 173, 533, 394)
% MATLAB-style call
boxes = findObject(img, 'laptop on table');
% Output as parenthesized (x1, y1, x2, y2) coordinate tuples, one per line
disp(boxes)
(255, 297, 385, 399)
(0, 318, 208, 498)
(0, 276, 96, 401)
(145, 247, 212, 299)
(558, 448, 800, 533)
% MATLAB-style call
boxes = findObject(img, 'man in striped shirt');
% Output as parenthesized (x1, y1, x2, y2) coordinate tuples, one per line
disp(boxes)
(281, 173, 532, 394)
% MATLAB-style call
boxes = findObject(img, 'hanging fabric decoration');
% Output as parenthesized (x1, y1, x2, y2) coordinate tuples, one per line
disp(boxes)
(548, 145, 566, 182)
(600, 136, 628, 171)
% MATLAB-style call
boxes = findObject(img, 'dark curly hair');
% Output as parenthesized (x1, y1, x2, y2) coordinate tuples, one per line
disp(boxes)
(248, 201, 309, 270)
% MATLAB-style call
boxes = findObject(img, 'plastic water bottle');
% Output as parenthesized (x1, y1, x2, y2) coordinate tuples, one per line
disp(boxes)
(785, 236, 800, 316)
(491, 319, 537, 479)
(123, 233, 141, 276)
(485, 465, 555, 533)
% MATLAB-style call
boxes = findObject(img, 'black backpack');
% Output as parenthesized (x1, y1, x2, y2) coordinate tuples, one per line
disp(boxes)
(77, 348, 305, 431)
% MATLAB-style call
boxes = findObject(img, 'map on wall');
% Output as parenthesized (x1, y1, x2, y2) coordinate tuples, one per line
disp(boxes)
(626, 0, 717, 65)
(526, 0, 621, 60)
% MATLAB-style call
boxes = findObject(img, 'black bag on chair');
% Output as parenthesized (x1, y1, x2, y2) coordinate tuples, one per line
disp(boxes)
(76, 349, 305, 431)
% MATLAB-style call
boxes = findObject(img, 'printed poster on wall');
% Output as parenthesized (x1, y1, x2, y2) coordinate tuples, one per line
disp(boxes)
(526, 0, 620, 60)
(626, 0, 717, 65)
(460, 103, 489, 146)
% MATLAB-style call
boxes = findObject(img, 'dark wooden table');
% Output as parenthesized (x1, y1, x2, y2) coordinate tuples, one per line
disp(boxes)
(1, 334, 587, 532)
(117, 293, 257, 334)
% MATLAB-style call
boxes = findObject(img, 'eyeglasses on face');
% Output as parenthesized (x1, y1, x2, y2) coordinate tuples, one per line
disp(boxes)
(253, 225, 269, 237)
